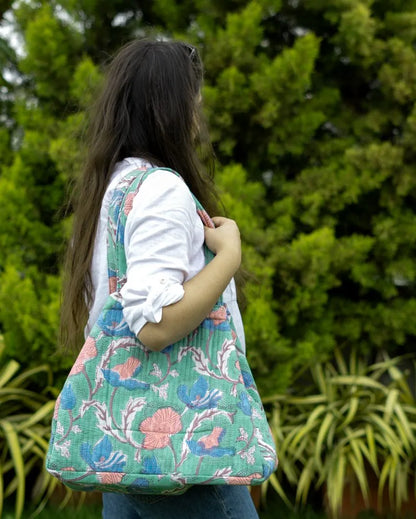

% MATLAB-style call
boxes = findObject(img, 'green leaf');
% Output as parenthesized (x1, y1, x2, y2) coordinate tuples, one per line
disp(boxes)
(0, 420, 25, 519)
(0, 360, 20, 388)
(348, 450, 369, 506)
(384, 388, 399, 424)
(284, 404, 325, 451)
(16, 400, 55, 431)
(327, 449, 346, 516)
(315, 412, 334, 465)
(393, 401, 415, 448)
(296, 457, 315, 505)
(268, 472, 292, 509)
(8, 364, 52, 389)
(0, 466, 3, 519)
(330, 375, 388, 392)
(340, 395, 359, 428)
(378, 456, 392, 505)
(364, 425, 379, 474)
(365, 414, 404, 455)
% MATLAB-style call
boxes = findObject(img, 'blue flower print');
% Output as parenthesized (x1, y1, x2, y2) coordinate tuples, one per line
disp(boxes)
(237, 392, 252, 416)
(241, 370, 255, 389)
(161, 344, 174, 354)
(61, 383, 76, 410)
(129, 478, 150, 489)
(141, 454, 162, 475)
(187, 427, 235, 458)
(262, 460, 276, 480)
(177, 376, 222, 410)
(80, 436, 126, 472)
(97, 301, 134, 337)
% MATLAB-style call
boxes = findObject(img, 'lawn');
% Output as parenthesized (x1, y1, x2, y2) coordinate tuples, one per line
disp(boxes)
(3, 501, 327, 519)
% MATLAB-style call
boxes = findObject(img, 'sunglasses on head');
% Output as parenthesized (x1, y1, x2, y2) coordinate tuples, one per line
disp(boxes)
(183, 43, 197, 61)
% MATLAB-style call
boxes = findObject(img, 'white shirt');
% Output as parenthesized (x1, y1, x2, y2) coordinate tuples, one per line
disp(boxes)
(88, 157, 246, 352)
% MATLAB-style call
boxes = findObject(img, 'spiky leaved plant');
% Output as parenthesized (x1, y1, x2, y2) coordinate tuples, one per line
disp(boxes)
(0, 336, 67, 518)
(265, 349, 416, 518)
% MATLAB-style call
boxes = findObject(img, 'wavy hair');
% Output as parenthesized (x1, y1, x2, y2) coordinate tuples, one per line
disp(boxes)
(60, 39, 218, 350)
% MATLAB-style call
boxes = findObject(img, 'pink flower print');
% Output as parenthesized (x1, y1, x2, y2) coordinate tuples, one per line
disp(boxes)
(99, 472, 125, 485)
(102, 356, 149, 390)
(108, 276, 117, 293)
(124, 193, 135, 215)
(197, 209, 214, 228)
(199, 427, 223, 449)
(69, 337, 97, 376)
(208, 306, 227, 326)
(227, 473, 262, 485)
(203, 305, 230, 331)
(139, 408, 182, 450)
(187, 427, 235, 457)
(113, 357, 141, 380)
(235, 361, 245, 384)
(53, 393, 61, 420)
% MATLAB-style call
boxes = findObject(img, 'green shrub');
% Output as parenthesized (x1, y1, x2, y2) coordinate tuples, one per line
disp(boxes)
(266, 349, 416, 517)
(0, 336, 68, 519)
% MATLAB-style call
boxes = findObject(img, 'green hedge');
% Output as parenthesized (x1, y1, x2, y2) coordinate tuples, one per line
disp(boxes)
(1, 0, 416, 395)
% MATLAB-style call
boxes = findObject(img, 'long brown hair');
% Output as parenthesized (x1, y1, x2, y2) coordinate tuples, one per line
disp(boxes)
(60, 39, 218, 351)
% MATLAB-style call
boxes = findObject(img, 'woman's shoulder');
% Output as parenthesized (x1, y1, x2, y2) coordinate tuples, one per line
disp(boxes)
(107, 159, 189, 200)
(133, 167, 196, 211)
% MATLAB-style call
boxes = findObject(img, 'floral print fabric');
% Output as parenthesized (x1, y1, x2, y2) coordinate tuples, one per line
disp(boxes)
(46, 167, 278, 494)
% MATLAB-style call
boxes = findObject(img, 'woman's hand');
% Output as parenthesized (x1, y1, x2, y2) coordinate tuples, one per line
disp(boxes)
(204, 216, 241, 271)
(139, 215, 241, 351)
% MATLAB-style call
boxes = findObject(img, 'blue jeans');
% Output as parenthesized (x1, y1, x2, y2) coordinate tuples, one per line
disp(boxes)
(102, 485, 260, 519)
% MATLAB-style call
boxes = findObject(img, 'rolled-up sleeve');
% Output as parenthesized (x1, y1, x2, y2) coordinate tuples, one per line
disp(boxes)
(120, 169, 198, 336)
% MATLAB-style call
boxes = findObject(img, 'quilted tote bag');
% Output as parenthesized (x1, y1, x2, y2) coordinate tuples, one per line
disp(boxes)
(46, 167, 278, 495)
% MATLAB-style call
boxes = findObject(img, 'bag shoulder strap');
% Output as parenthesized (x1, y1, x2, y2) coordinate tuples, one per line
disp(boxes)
(106, 167, 214, 294)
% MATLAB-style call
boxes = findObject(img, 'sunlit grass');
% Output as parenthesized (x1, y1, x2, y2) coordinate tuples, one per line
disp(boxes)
(2, 504, 102, 519)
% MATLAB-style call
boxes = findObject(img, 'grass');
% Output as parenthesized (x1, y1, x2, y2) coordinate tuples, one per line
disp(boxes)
(4, 497, 325, 519)
(259, 496, 327, 519)
(2, 503, 102, 519)
(3, 493, 389, 519)
(3, 504, 323, 519)
(3, 502, 388, 519)
(260, 506, 326, 519)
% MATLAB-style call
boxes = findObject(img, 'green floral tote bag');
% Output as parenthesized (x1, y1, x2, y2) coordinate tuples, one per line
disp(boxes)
(46, 167, 278, 495)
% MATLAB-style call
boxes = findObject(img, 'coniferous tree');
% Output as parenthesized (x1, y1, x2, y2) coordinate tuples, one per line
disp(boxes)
(0, 0, 415, 395)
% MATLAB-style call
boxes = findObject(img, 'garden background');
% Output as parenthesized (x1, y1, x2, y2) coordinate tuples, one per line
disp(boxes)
(1, 0, 416, 518)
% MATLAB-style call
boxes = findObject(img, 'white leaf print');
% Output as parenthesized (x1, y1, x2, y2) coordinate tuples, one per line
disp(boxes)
(254, 427, 263, 442)
(217, 339, 234, 378)
(237, 427, 248, 442)
(150, 383, 169, 401)
(150, 363, 162, 378)
(158, 383, 168, 400)
(252, 407, 262, 419)
(121, 397, 147, 432)
(79, 399, 99, 418)
(213, 467, 233, 478)
(241, 445, 256, 465)
(56, 440, 71, 459)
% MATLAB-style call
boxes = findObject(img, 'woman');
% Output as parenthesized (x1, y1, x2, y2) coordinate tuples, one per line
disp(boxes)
(60, 39, 259, 519)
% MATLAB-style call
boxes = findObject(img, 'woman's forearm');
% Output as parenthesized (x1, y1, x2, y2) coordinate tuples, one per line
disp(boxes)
(137, 249, 239, 351)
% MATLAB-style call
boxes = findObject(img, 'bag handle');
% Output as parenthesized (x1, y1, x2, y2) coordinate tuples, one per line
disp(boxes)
(107, 167, 216, 295)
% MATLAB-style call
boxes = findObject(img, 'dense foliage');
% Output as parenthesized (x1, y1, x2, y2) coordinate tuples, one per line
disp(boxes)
(0, 337, 58, 519)
(266, 349, 416, 516)
(1, 0, 416, 396)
